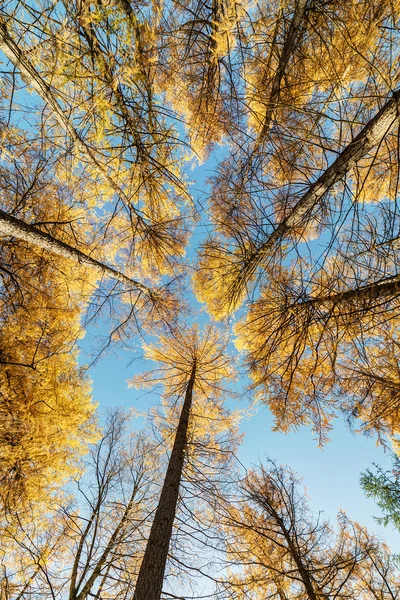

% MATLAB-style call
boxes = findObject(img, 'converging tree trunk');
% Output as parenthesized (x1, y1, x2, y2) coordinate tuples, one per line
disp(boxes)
(238, 89, 400, 294)
(258, 0, 309, 140)
(133, 360, 197, 600)
(0, 208, 154, 295)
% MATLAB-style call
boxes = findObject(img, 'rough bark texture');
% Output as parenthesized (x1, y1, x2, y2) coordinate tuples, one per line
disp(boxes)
(242, 90, 400, 284)
(310, 272, 400, 308)
(133, 361, 197, 600)
(0, 208, 151, 293)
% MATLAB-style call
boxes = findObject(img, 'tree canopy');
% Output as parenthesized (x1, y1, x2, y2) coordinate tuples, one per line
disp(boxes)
(1, 0, 400, 598)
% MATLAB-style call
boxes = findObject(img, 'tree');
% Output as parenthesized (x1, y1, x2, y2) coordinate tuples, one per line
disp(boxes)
(0, 409, 159, 600)
(218, 460, 400, 599)
(194, 88, 400, 318)
(361, 454, 400, 533)
(0, 178, 99, 512)
(130, 324, 239, 600)
(233, 253, 400, 444)
(0, 3, 191, 272)
(155, 0, 244, 160)
(187, 0, 400, 446)
(0, 1, 399, 595)
(0, 68, 180, 510)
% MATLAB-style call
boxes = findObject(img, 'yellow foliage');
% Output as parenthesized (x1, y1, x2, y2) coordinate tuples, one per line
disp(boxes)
(130, 324, 242, 468)
(0, 247, 99, 510)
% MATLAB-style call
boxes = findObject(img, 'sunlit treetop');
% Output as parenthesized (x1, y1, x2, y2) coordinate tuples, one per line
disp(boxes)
(131, 323, 235, 399)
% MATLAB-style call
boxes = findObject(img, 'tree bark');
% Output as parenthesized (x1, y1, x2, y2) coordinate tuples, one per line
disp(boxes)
(259, 0, 309, 140)
(132, 360, 197, 600)
(308, 271, 400, 309)
(0, 208, 153, 294)
(257, 494, 322, 600)
(239, 90, 400, 290)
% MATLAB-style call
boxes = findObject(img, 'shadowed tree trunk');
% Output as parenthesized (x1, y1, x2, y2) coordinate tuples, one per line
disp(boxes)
(133, 360, 197, 600)
(258, 0, 309, 140)
(0, 207, 153, 294)
(234, 89, 400, 298)
(296, 270, 400, 311)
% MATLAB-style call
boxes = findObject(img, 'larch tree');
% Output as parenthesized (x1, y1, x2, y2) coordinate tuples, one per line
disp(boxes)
(0, 3, 187, 512)
(129, 323, 240, 600)
(0, 126, 100, 513)
(234, 249, 400, 443)
(155, 0, 245, 160)
(1, 0, 400, 597)
(218, 460, 400, 599)
(0, 0, 191, 321)
(189, 0, 400, 447)
(193, 0, 400, 315)
(0, 409, 160, 600)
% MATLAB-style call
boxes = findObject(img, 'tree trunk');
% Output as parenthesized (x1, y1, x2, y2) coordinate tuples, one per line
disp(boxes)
(239, 90, 400, 288)
(132, 360, 197, 600)
(309, 272, 400, 309)
(259, 0, 309, 140)
(267, 505, 322, 600)
(75, 482, 141, 600)
(0, 208, 152, 294)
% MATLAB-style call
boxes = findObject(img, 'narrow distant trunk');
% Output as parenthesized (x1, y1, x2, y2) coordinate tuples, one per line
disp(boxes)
(74, 483, 141, 600)
(0, 208, 152, 294)
(258, 0, 309, 140)
(266, 505, 321, 600)
(133, 361, 197, 600)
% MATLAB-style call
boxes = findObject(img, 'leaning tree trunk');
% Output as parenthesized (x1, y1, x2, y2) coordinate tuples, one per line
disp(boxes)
(133, 360, 197, 600)
(307, 271, 400, 308)
(0, 208, 153, 295)
(235, 90, 400, 295)
(263, 500, 321, 600)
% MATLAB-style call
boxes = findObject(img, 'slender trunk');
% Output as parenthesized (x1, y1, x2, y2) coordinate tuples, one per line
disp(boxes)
(74, 482, 141, 600)
(308, 271, 400, 309)
(259, 0, 309, 140)
(133, 361, 197, 600)
(0, 208, 152, 295)
(229, 0, 308, 211)
(267, 505, 321, 600)
(0, 19, 147, 230)
(236, 90, 400, 296)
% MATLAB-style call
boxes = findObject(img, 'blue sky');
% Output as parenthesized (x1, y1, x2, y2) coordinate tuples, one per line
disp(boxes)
(77, 143, 400, 555)
(80, 338, 399, 553)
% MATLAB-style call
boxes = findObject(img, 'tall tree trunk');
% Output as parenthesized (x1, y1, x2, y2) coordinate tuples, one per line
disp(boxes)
(237, 90, 400, 293)
(258, 0, 309, 140)
(308, 271, 400, 308)
(133, 360, 197, 600)
(0, 208, 153, 295)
